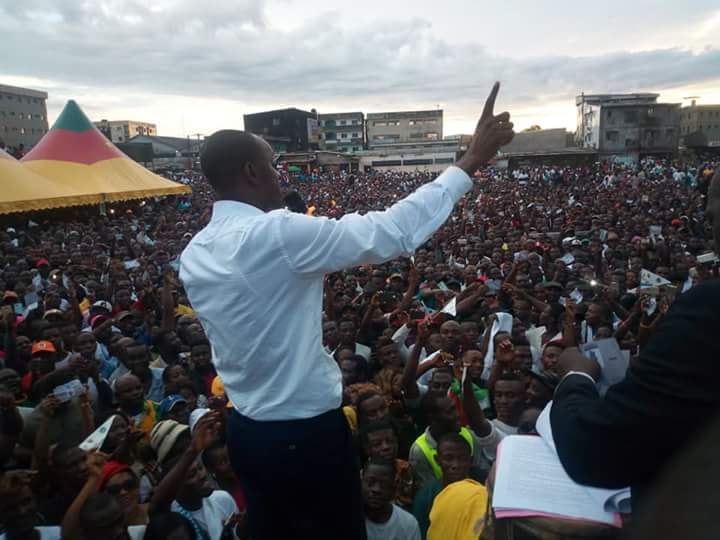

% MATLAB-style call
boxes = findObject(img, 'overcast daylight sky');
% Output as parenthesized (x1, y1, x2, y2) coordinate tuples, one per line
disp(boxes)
(2, 0, 720, 137)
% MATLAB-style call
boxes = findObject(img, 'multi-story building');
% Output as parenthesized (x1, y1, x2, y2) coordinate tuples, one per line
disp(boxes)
(576, 93, 680, 162)
(243, 108, 319, 152)
(0, 83, 49, 152)
(94, 119, 157, 143)
(680, 102, 720, 148)
(358, 140, 459, 173)
(366, 110, 443, 149)
(318, 112, 364, 153)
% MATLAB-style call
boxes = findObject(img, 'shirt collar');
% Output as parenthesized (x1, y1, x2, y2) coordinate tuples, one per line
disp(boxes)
(211, 200, 265, 221)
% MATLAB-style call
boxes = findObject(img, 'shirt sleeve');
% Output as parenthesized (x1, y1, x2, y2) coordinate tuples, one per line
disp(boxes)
(276, 167, 472, 276)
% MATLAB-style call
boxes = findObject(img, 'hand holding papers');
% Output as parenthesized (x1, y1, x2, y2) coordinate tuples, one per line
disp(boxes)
(493, 405, 631, 527)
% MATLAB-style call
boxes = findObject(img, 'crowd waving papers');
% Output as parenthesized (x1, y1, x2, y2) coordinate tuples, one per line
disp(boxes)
(0, 115, 717, 539)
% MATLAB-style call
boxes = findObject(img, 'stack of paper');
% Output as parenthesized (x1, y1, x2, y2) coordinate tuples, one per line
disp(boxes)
(492, 405, 630, 527)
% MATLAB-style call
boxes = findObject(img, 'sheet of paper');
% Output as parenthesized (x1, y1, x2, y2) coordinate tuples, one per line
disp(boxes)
(481, 312, 513, 380)
(525, 326, 546, 355)
(640, 269, 670, 287)
(536, 405, 631, 514)
(580, 338, 628, 396)
(440, 296, 457, 317)
(492, 436, 621, 527)
(79, 415, 116, 452)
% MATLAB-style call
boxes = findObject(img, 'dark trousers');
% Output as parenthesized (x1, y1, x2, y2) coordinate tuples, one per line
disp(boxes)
(226, 408, 367, 540)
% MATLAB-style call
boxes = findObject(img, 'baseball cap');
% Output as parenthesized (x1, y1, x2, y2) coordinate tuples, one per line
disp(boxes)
(159, 395, 187, 418)
(150, 420, 190, 466)
(36, 258, 49, 268)
(32, 340, 56, 355)
(90, 314, 111, 329)
(92, 300, 113, 312)
(116, 311, 135, 321)
(43, 309, 64, 320)
(389, 273, 404, 281)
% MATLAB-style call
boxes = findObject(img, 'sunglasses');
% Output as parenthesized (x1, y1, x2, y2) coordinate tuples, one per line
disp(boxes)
(105, 478, 138, 495)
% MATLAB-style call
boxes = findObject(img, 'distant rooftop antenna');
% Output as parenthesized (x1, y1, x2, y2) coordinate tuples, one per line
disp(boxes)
(683, 96, 700, 107)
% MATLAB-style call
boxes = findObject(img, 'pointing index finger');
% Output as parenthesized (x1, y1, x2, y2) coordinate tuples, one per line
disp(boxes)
(481, 82, 500, 120)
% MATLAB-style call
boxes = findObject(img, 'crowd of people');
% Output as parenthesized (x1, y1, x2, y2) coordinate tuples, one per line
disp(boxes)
(0, 154, 717, 539)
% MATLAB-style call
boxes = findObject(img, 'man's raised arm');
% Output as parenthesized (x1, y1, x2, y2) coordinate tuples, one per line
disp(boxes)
(278, 82, 514, 276)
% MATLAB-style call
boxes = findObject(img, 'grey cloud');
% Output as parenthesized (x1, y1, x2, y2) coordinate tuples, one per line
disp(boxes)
(1, 0, 718, 114)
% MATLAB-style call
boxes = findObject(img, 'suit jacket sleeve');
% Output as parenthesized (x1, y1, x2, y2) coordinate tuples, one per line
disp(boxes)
(550, 280, 720, 489)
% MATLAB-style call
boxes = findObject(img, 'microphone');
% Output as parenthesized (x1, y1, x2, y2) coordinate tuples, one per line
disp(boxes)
(284, 191, 308, 214)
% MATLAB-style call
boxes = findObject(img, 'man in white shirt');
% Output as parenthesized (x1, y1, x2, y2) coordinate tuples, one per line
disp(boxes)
(180, 83, 513, 540)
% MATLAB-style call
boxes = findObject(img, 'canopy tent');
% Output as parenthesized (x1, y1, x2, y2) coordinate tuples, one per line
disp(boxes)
(0, 148, 88, 214)
(18, 100, 190, 209)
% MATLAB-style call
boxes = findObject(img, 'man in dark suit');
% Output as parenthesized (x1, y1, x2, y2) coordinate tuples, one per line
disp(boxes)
(550, 169, 720, 508)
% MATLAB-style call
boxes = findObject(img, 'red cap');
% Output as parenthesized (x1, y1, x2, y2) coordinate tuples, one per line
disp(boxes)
(31, 340, 56, 355)
(671, 218, 682, 226)
(98, 461, 131, 490)
(36, 258, 49, 268)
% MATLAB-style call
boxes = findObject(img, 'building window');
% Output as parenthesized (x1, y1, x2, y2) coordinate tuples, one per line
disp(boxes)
(425, 119, 437, 125)
(426, 132, 438, 140)
(373, 121, 387, 127)
(341, 133, 348, 138)
(665, 129, 675, 137)
(339, 120, 346, 125)
(272, 118, 280, 126)
(409, 120, 417, 126)
(20, 128, 25, 134)
(605, 130, 619, 142)
(624, 110, 638, 123)
(404, 158, 433, 165)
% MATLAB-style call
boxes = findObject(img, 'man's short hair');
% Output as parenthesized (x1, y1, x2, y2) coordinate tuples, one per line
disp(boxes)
(363, 456, 395, 476)
(494, 372, 525, 387)
(437, 431, 472, 455)
(200, 130, 260, 191)
(359, 418, 398, 446)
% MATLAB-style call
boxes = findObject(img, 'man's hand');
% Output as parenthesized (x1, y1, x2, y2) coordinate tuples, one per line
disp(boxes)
(557, 347, 601, 381)
(38, 395, 62, 418)
(496, 338, 514, 365)
(457, 82, 515, 175)
(86, 450, 110, 480)
(191, 411, 222, 453)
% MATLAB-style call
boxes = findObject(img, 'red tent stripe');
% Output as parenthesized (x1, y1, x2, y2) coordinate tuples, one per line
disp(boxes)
(21, 128, 126, 165)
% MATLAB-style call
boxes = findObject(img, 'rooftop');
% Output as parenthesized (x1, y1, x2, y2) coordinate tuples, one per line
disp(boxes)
(318, 112, 364, 118)
(244, 107, 316, 117)
(0, 83, 48, 99)
(576, 93, 659, 106)
(95, 119, 156, 125)
(366, 110, 443, 119)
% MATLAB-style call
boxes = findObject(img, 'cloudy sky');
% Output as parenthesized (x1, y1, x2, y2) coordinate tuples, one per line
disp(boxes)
(2, 0, 720, 137)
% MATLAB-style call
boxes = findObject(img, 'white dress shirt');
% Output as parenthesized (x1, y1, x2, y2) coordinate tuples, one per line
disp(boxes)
(180, 166, 472, 421)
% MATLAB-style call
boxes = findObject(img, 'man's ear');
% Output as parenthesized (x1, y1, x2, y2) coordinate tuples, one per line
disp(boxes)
(244, 161, 258, 185)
